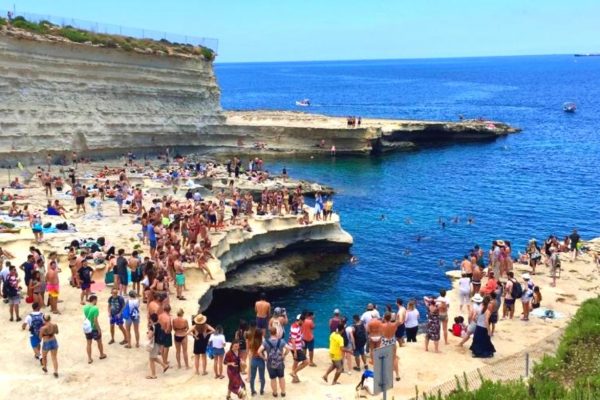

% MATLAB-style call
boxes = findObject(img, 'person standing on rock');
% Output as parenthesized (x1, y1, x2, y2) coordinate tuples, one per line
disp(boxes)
(569, 229, 581, 262)
(255, 293, 271, 336)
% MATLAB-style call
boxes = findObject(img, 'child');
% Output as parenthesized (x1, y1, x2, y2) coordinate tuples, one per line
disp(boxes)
(356, 367, 375, 395)
(451, 316, 466, 338)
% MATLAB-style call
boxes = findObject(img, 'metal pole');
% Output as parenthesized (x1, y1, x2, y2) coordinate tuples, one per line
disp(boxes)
(525, 353, 530, 377)
(380, 353, 387, 400)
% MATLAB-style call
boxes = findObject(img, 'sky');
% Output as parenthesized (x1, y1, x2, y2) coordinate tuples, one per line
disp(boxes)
(2, 0, 600, 63)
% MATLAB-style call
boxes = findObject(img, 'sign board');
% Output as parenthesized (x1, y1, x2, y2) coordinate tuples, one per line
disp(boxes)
(373, 344, 395, 396)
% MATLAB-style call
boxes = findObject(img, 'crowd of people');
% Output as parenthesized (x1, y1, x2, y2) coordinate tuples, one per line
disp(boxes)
(1, 152, 597, 399)
(0, 153, 345, 397)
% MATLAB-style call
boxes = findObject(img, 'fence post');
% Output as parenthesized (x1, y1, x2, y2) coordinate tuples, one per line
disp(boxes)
(525, 353, 530, 378)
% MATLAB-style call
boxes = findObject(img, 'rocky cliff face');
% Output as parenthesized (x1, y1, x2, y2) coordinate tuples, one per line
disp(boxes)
(0, 33, 224, 163)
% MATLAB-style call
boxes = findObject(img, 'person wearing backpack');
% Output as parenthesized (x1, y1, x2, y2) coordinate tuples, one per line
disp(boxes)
(352, 314, 368, 371)
(502, 271, 521, 319)
(259, 326, 289, 398)
(521, 273, 534, 321)
(22, 302, 44, 360)
(6, 265, 22, 321)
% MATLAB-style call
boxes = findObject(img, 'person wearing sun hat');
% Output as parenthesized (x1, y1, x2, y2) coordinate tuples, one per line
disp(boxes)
(458, 293, 484, 347)
(190, 313, 215, 376)
(521, 273, 534, 321)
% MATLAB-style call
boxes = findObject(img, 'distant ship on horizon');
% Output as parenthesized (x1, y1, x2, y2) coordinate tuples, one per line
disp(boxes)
(574, 53, 600, 57)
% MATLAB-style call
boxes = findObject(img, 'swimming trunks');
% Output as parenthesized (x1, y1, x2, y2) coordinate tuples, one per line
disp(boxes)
(256, 317, 268, 330)
(175, 273, 185, 286)
(395, 324, 405, 339)
(47, 284, 59, 298)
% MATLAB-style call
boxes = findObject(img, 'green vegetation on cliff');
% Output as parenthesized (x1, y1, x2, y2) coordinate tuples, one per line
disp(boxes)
(421, 296, 600, 400)
(1, 16, 215, 61)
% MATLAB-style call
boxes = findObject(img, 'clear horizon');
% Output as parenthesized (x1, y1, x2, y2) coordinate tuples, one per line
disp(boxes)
(3, 0, 600, 63)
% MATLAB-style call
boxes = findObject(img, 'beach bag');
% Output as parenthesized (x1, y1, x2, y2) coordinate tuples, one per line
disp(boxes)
(56, 222, 68, 230)
(144, 338, 155, 353)
(82, 307, 93, 334)
(207, 342, 214, 359)
(265, 339, 284, 370)
(511, 279, 523, 299)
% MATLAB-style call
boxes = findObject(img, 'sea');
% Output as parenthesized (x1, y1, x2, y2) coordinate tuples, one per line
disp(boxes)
(210, 56, 600, 346)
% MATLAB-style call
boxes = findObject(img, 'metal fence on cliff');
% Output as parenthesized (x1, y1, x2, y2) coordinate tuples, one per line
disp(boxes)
(1, 9, 219, 51)
(411, 328, 565, 399)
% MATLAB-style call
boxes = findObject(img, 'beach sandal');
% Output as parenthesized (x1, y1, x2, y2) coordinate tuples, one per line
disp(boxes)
(42, 367, 48, 373)
(108, 339, 115, 344)
(99, 354, 107, 360)
(146, 376, 157, 379)
(54, 373, 59, 378)
(88, 360, 93, 364)
(119, 340, 128, 345)
(163, 365, 170, 373)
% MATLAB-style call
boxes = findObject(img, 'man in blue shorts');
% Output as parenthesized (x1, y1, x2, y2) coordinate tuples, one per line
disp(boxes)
(107, 288, 128, 345)
(22, 302, 44, 361)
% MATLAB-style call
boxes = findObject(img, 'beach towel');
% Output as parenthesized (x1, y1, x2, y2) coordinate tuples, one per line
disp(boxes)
(531, 307, 564, 320)
(91, 282, 106, 293)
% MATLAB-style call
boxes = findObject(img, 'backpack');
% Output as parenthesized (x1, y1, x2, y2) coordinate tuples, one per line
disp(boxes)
(5, 277, 17, 297)
(265, 339, 284, 370)
(511, 279, 523, 299)
(29, 313, 44, 336)
(354, 324, 367, 347)
(82, 307, 93, 334)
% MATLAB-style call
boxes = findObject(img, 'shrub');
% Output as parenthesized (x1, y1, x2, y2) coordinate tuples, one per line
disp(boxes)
(39, 20, 57, 28)
(0, 17, 6, 26)
(58, 27, 91, 43)
(200, 47, 215, 61)
(119, 41, 134, 52)
(12, 18, 49, 34)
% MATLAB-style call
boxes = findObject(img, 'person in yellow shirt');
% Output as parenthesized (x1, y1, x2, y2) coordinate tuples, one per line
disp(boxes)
(322, 325, 344, 385)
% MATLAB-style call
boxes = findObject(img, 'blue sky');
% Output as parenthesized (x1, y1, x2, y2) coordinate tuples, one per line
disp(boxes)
(3, 0, 600, 62)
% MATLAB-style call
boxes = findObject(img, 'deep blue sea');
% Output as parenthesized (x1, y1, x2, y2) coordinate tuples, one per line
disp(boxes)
(213, 56, 600, 346)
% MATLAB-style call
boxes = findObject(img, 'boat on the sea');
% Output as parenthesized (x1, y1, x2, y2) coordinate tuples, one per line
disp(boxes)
(295, 99, 310, 107)
(574, 53, 600, 57)
(563, 102, 577, 113)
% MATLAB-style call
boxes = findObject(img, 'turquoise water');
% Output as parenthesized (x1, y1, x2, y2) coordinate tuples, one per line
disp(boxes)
(212, 56, 600, 346)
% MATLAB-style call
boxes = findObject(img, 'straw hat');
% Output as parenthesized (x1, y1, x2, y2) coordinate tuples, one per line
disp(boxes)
(471, 293, 484, 303)
(522, 273, 531, 281)
(496, 240, 506, 247)
(193, 314, 207, 325)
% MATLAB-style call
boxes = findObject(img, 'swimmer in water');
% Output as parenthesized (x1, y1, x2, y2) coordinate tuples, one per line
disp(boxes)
(350, 256, 358, 264)
(380, 214, 386, 221)
(403, 249, 412, 256)
(438, 259, 446, 267)
(404, 218, 412, 225)
(467, 216, 474, 225)
(441, 222, 446, 229)
(416, 235, 423, 242)
(453, 216, 459, 224)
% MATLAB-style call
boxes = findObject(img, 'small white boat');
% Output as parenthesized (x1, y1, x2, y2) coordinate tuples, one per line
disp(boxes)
(563, 102, 576, 113)
(295, 99, 310, 107)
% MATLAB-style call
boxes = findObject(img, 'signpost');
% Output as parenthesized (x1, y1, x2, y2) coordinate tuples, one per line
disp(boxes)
(373, 344, 394, 399)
